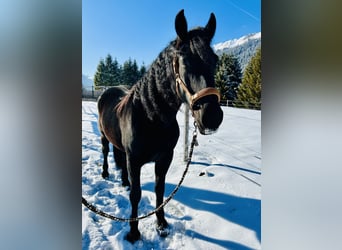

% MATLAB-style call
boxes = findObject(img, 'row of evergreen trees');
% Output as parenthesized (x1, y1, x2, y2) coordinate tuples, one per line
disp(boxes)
(215, 47, 261, 109)
(93, 48, 261, 109)
(94, 54, 146, 88)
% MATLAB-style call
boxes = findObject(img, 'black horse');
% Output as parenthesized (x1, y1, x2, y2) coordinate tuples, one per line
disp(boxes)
(97, 10, 223, 243)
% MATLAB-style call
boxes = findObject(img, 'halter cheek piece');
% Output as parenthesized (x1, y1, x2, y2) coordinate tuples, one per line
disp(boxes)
(172, 56, 220, 110)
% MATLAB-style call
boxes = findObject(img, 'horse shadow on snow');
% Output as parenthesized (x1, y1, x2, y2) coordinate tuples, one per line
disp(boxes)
(142, 181, 261, 250)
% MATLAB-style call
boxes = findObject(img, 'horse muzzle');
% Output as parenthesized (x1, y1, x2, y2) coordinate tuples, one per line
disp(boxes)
(177, 82, 223, 135)
(192, 97, 223, 135)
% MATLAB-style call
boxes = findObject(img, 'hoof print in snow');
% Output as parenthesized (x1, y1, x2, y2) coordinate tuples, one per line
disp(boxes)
(199, 170, 214, 177)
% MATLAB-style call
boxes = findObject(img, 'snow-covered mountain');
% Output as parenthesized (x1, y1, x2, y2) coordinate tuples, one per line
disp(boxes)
(213, 32, 261, 71)
(214, 32, 261, 51)
(82, 74, 94, 89)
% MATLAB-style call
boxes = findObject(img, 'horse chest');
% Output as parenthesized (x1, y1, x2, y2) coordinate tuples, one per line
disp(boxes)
(127, 121, 180, 160)
(152, 129, 178, 148)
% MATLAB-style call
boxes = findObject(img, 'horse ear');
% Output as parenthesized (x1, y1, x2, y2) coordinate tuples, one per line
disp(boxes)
(205, 13, 216, 41)
(175, 9, 188, 41)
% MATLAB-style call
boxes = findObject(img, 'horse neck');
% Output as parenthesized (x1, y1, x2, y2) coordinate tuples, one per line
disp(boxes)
(133, 46, 181, 124)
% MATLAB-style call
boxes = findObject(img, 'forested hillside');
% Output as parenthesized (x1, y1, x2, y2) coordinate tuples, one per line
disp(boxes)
(214, 32, 261, 72)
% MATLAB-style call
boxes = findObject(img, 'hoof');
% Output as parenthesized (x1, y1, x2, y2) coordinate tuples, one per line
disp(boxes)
(156, 221, 170, 237)
(156, 225, 170, 237)
(125, 230, 141, 243)
(101, 171, 109, 179)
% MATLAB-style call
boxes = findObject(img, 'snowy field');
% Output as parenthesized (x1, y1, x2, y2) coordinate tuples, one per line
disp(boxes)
(82, 101, 261, 250)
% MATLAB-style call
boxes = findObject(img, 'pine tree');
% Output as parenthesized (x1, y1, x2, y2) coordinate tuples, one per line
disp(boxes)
(110, 57, 121, 85)
(94, 59, 106, 88)
(139, 63, 147, 78)
(122, 58, 140, 87)
(94, 54, 123, 87)
(94, 54, 145, 89)
(121, 58, 131, 86)
(235, 48, 261, 109)
(104, 54, 114, 84)
(215, 53, 242, 104)
(131, 59, 139, 84)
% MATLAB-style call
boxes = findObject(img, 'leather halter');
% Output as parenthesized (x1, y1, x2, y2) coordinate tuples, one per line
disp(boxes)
(172, 56, 220, 110)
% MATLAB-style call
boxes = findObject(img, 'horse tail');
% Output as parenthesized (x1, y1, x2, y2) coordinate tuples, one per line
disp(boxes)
(115, 93, 132, 116)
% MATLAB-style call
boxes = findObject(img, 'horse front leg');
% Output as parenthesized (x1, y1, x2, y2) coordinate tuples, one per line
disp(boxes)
(154, 150, 173, 237)
(125, 158, 142, 243)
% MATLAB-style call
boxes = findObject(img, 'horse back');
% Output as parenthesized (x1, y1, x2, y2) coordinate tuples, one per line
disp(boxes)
(97, 86, 130, 151)
(97, 86, 129, 112)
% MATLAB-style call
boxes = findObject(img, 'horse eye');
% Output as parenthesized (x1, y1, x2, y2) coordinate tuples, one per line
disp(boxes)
(192, 102, 201, 110)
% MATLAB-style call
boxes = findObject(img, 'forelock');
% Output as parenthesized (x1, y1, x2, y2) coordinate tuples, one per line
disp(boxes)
(188, 28, 216, 65)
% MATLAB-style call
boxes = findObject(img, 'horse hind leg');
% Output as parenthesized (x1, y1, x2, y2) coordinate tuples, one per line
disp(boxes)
(100, 132, 110, 179)
(113, 147, 129, 187)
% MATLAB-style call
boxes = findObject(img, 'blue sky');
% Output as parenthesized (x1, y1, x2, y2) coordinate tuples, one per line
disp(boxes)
(82, 0, 260, 78)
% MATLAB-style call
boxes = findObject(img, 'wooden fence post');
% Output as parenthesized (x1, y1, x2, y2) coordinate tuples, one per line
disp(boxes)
(184, 105, 189, 162)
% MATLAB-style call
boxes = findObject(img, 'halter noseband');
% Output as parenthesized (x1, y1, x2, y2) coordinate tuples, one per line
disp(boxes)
(172, 56, 221, 110)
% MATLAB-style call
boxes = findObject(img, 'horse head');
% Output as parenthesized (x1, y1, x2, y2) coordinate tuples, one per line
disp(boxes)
(173, 9, 223, 135)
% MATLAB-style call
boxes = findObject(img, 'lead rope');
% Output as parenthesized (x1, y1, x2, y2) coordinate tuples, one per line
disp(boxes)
(82, 123, 199, 222)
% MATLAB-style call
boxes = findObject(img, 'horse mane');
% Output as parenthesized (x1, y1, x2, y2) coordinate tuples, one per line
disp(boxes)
(114, 42, 181, 124)
(183, 28, 217, 66)
(115, 27, 215, 123)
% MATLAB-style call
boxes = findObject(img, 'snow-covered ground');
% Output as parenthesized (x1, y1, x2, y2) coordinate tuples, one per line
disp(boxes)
(82, 101, 261, 250)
